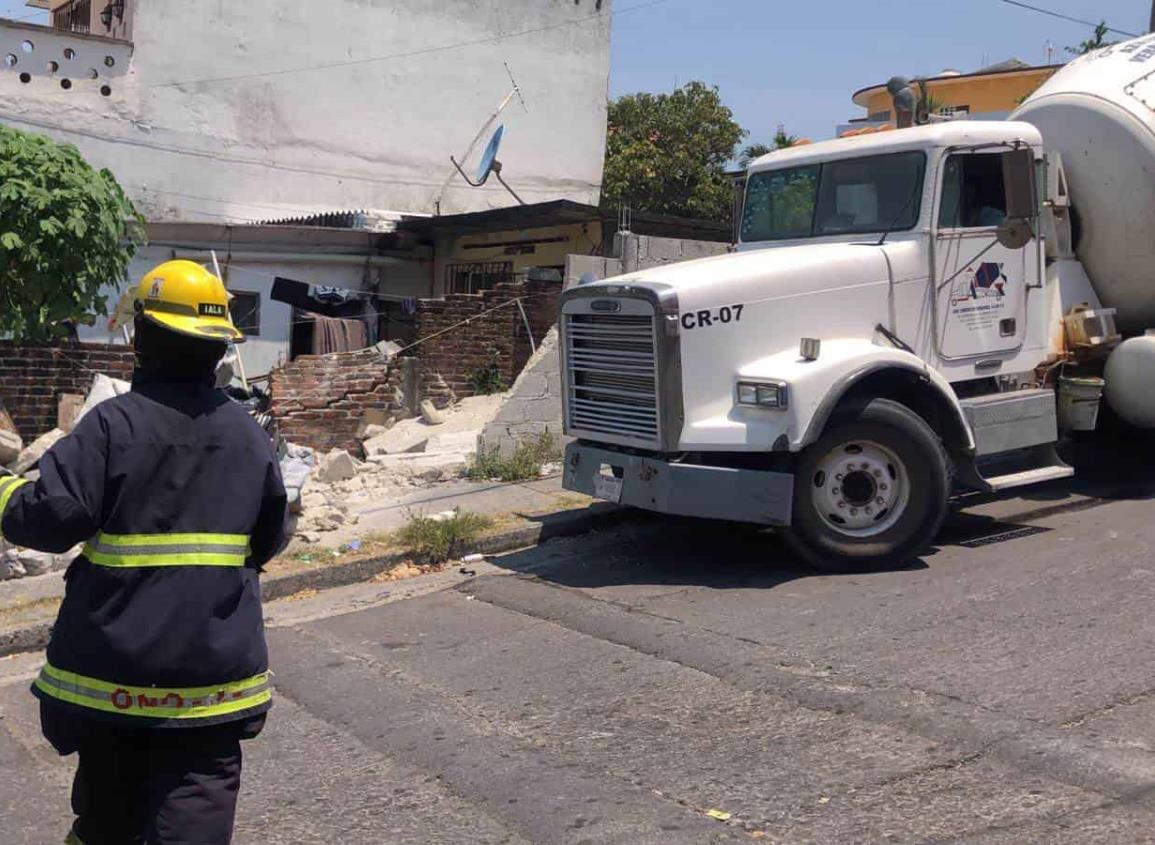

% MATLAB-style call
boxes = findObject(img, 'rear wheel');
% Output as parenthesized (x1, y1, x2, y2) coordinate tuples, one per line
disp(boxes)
(785, 398, 951, 573)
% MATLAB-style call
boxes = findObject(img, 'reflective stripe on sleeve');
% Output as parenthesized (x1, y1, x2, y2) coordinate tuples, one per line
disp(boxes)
(82, 532, 252, 568)
(0, 477, 30, 535)
(35, 662, 271, 720)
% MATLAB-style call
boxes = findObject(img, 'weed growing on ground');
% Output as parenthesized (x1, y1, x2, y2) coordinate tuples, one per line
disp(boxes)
(396, 509, 493, 564)
(468, 361, 506, 395)
(467, 431, 562, 483)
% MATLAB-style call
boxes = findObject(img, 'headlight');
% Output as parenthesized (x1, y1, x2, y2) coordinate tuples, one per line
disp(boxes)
(737, 380, 788, 410)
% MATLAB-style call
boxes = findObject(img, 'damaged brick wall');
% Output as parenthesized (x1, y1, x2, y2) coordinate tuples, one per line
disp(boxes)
(0, 343, 135, 438)
(269, 349, 404, 455)
(416, 279, 563, 398)
(269, 279, 562, 454)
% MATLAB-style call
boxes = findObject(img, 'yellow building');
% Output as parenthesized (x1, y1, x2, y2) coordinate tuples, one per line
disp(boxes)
(840, 59, 1061, 136)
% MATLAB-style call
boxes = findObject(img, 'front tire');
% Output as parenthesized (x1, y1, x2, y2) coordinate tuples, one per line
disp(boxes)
(785, 398, 951, 573)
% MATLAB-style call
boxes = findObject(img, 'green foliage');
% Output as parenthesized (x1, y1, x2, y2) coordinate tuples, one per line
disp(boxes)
(467, 431, 562, 483)
(603, 81, 745, 222)
(739, 128, 800, 167)
(396, 509, 492, 565)
(0, 125, 143, 343)
(468, 360, 506, 396)
(1067, 22, 1113, 55)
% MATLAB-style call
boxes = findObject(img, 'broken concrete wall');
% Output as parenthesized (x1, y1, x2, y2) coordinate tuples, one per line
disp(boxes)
(616, 233, 731, 274)
(479, 328, 565, 459)
(0, 343, 135, 439)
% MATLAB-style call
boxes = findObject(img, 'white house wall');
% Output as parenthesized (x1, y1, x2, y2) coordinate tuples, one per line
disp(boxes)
(79, 247, 431, 376)
(0, 0, 612, 222)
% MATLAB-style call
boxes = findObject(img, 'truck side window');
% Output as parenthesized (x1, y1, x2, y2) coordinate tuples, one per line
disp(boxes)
(938, 153, 1007, 229)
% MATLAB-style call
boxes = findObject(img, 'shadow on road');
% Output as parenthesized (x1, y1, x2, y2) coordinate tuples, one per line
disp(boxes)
(490, 439, 1152, 594)
(493, 513, 927, 592)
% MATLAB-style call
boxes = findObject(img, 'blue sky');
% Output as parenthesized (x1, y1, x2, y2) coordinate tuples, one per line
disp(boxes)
(3, 0, 1149, 146)
(611, 0, 1149, 144)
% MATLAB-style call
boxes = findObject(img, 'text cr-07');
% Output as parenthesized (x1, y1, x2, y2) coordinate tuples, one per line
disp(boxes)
(681, 304, 744, 330)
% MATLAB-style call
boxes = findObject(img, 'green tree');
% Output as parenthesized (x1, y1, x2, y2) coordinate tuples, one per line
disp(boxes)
(603, 81, 745, 222)
(0, 125, 143, 343)
(1067, 21, 1113, 55)
(738, 126, 799, 166)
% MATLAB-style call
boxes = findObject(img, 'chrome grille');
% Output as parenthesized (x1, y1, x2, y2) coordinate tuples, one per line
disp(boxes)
(565, 311, 659, 444)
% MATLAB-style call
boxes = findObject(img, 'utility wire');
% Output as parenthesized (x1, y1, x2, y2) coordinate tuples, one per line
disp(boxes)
(999, 0, 1140, 38)
(147, 0, 676, 90)
(0, 110, 596, 199)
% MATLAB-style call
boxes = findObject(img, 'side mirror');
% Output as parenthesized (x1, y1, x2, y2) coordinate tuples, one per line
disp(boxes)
(999, 148, 1037, 249)
(1002, 148, 1038, 220)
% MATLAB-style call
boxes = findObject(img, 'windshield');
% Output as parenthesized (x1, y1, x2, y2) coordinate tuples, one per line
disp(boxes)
(741, 151, 926, 242)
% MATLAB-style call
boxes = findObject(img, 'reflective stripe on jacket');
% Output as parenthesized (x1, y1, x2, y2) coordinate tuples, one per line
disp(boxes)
(1, 375, 288, 728)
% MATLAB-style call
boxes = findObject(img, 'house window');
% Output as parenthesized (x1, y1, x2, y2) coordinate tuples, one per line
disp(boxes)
(229, 291, 261, 336)
(447, 261, 514, 295)
(937, 105, 971, 117)
(938, 153, 1007, 229)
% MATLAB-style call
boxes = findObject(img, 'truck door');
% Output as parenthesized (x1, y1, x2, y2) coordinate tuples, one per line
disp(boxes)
(934, 150, 1039, 359)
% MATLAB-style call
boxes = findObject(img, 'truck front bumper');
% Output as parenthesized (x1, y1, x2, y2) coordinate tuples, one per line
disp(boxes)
(563, 442, 794, 527)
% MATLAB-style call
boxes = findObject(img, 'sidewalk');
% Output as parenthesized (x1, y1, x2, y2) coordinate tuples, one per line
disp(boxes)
(314, 473, 589, 548)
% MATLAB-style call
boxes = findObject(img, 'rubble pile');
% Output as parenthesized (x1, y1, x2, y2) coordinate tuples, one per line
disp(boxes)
(0, 370, 512, 571)
(289, 393, 505, 545)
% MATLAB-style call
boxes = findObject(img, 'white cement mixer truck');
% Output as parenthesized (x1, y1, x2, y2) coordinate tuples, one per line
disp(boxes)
(559, 33, 1155, 572)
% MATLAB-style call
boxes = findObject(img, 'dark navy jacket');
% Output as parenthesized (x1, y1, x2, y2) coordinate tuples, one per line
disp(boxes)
(0, 375, 287, 728)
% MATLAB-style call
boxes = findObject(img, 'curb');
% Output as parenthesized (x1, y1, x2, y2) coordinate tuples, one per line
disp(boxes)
(0, 503, 632, 659)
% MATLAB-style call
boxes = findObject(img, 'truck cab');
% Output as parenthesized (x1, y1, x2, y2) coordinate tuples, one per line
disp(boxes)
(559, 120, 1078, 572)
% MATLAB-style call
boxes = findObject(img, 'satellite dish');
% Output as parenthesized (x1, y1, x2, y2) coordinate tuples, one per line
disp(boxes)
(477, 125, 505, 184)
(450, 123, 526, 205)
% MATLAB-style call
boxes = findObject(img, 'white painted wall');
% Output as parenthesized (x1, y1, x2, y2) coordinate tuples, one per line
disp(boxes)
(0, 0, 612, 223)
(79, 245, 431, 376)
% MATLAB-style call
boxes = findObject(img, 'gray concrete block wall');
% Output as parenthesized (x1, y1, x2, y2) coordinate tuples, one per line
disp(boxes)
(479, 329, 566, 458)
(616, 234, 731, 274)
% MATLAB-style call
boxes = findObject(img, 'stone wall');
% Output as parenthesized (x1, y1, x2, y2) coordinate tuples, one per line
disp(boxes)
(0, 343, 135, 439)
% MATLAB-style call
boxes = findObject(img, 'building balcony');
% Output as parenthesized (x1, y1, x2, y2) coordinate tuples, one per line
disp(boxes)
(0, 16, 131, 97)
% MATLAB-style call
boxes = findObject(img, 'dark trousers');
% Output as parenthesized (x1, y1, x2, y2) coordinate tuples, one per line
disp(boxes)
(42, 706, 262, 845)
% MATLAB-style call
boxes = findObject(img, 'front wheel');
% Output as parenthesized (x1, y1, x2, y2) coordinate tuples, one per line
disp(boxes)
(785, 398, 951, 573)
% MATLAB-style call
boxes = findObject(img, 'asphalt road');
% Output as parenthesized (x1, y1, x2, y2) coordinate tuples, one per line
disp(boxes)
(3, 478, 1155, 843)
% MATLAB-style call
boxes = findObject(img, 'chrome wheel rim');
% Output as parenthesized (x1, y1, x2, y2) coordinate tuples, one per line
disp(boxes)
(810, 439, 909, 538)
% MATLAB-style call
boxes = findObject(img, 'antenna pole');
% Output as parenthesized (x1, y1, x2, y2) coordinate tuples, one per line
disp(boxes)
(492, 163, 526, 206)
(505, 62, 529, 112)
(450, 155, 486, 187)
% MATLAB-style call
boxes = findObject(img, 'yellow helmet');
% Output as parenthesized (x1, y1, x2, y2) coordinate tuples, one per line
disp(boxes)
(121, 260, 245, 343)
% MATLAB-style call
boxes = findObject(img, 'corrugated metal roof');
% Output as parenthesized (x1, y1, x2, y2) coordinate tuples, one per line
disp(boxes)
(252, 209, 413, 232)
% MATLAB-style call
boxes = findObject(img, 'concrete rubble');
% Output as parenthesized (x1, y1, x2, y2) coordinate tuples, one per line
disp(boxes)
(0, 430, 22, 466)
(290, 393, 508, 545)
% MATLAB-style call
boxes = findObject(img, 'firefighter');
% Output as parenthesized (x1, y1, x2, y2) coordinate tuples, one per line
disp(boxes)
(0, 260, 288, 845)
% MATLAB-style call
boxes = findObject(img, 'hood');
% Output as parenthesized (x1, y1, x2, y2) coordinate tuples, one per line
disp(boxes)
(583, 241, 921, 309)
